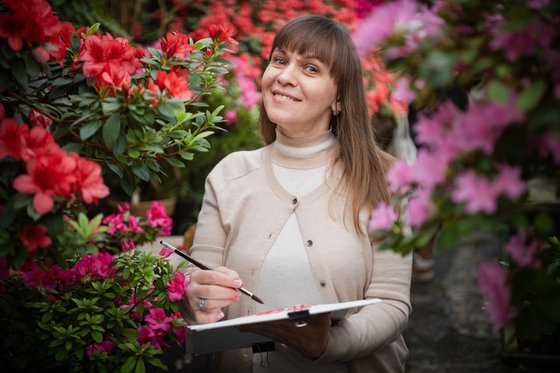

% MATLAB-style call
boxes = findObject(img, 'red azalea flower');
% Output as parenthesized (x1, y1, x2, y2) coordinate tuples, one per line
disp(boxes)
(21, 126, 59, 162)
(20, 224, 52, 255)
(69, 153, 110, 204)
(160, 31, 197, 59)
(27, 110, 53, 128)
(0, 118, 29, 161)
(218, 24, 239, 45)
(155, 70, 192, 99)
(13, 148, 77, 215)
(78, 33, 140, 88)
(0, 0, 63, 52)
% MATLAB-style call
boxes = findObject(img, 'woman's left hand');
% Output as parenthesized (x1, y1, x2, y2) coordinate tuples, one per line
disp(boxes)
(239, 312, 331, 359)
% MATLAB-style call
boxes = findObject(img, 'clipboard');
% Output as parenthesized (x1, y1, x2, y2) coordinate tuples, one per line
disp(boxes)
(185, 298, 382, 354)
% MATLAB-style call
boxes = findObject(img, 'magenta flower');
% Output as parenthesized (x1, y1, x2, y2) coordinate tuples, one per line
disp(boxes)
(492, 164, 526, 200)
(144, 307, 174, 332)
(137, 326, 169, 349)
(167, 271, 188, 302)
(407, 188, 433, 227)
(353, 0, 441, 57)
(147, 201, 172, 236)
(451, 170, 498, 214)
(159, 247, 173, 258)
(387, 159, 414, 192)
(412, 149, 448, 189)
(120, 238, 134, 251)
(504, 232, 540, 268)
(85, 340, 116, 358)
(73, 252, 116, 279)
(478, 261, 516, 330)
(455, 100, 522, 154)
(414, 100, 460, 148)
(369, 202, 397, 231)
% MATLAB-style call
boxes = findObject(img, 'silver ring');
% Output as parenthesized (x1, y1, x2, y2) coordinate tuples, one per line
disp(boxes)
(295, 320, 307, 328)
(198, 297, 206, 311)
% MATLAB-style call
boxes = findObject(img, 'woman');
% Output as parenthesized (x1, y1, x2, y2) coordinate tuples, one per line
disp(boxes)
(184, 14, 412, 373)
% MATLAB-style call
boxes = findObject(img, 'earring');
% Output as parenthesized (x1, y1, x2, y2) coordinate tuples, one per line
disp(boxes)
(333, 110, 340, 116)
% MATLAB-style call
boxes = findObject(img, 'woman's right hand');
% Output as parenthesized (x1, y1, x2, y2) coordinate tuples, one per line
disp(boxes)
(186, 266, 243, 324)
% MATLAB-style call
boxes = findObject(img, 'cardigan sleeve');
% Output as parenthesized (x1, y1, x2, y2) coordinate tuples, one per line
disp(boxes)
(188, 166, 229, 268)
(317, 245, 412, 362)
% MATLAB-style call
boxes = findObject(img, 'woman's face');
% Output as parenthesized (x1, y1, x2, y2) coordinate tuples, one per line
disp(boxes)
(261, 48, 338, 138)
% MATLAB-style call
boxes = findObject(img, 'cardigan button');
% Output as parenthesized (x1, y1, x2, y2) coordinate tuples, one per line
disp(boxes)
(319, 280, 326, 287)
(292, 198, 298, 205)
(306, 240, 313, 247)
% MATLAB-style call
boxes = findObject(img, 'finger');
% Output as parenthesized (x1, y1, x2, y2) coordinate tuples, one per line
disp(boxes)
(194, 309, 225, 324)
(192, 268, 243, 289)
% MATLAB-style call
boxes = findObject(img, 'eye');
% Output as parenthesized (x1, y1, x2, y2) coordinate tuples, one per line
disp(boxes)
(305, 65, 319, 74)
(272, 56, 286, 65)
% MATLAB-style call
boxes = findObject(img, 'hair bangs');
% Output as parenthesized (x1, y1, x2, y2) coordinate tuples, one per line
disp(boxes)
(271, 16, 349, 83)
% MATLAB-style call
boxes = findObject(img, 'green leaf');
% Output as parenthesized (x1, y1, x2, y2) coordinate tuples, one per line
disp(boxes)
(433, 223, 460, 255)
(517, 79, 546, 112)
(91, 330, 103, 343)
(131, 163, 151, 181)
(121, 356, 136, 373)
(80, 120, 103, 140)
(165, 158, 185, 168)
(10, 60, 28, 86)
(488, 80, 509, 103)
(103, 113, 121, 149)
(135, 358, 145, 373)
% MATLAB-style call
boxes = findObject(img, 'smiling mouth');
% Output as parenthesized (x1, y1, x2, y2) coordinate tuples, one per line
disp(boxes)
(272, 91, 300, 102)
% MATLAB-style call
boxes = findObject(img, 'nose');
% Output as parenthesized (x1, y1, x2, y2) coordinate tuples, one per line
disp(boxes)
(277, 64, 297, 86)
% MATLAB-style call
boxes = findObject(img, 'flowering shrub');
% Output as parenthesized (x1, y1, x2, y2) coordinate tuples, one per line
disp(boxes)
(360, 0, 560, 349)
(0, 205, 189, 372)
(0, 0, 238, 370)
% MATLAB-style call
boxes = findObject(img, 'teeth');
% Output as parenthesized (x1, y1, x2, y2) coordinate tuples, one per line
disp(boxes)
(275, 93, 295, 101)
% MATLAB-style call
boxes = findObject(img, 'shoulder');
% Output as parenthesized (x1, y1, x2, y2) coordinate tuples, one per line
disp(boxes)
(207, 146, 268, 183)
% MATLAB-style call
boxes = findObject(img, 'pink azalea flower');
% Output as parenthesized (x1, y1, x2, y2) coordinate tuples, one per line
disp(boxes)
(368, 202, 397, 231)
(159, 247, 173, 258)
(353, 0, 441, 57)
(477, 261, 516, 330)
(73, 252, 116, 279)
(387, 159, 414, 192)
(414, 100, 460, 148)
(137, 326, 168, 349)
(452, 170, 498, 214)
(120, 238, 134, 251)
(85, 340, 116, 358)
(492, 164, 526, 200)
(147, 201, 172, 235)
(167, 271, 188, 302)
(412, 149, 449, 188)
(455, 100, 522, 154)
(144, 307, 174, 332)
(407, 188, 433, 227)
(504, 232, 540, 268)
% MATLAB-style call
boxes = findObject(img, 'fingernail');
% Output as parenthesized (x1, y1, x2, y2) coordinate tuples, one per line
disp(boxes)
(232, 279, 242, 287)
(216, 311, 224, 319)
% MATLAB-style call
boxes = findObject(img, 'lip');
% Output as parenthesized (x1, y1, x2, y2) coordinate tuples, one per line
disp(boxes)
(271, 89, 301, 102)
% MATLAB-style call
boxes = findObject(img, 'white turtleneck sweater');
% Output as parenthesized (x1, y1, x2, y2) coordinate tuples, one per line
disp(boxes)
(253, 130, 348, 373)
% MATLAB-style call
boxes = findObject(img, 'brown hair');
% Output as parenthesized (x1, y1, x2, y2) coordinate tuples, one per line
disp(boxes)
(259, 15, 392, 234)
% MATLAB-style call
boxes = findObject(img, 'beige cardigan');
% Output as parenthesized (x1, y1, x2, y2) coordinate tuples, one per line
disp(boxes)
(189, 143, 412, 372)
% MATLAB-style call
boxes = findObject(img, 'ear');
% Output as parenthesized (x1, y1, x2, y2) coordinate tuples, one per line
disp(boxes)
(331, 100, 341, 113)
